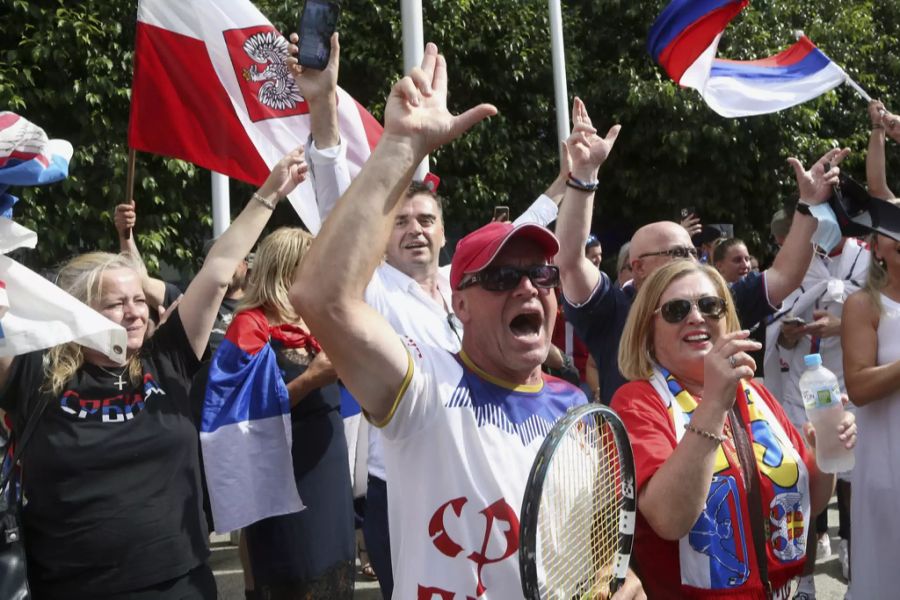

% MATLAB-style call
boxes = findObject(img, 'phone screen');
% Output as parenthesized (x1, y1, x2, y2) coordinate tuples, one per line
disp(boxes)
(493, 206, 510, 222)
(298, 0, 340, 70)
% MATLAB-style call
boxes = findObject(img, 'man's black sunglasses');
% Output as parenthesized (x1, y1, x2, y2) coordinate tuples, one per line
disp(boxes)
(638, 246, 698, 260)
(655, 296, 727, 323)
(458, 265, 560, 291)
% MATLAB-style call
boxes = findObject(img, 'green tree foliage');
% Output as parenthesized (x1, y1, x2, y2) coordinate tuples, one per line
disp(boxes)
(2, 0, 899, 273)
(0, 0, 211, 273)
(574, 0, 900, 257)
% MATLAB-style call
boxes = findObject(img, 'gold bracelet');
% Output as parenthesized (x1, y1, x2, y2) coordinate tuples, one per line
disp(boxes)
(252, 191, 277, 210)
(684, 422, 727, 443)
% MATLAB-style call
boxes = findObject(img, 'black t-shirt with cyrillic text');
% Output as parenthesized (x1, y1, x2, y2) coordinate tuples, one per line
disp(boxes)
(0, 310, 209, 599)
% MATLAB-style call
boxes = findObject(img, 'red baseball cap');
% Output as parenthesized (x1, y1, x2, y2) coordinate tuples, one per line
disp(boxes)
(450, 222, 560, 290)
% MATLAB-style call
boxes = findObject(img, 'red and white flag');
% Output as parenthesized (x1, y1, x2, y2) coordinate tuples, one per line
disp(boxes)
(128, 0, 382, 233)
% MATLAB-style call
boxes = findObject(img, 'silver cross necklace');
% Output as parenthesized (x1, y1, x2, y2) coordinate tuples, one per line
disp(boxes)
(96, 364, 130, 391)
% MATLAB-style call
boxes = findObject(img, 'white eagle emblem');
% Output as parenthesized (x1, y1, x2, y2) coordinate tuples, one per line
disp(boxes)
(241, 31, 303, 110)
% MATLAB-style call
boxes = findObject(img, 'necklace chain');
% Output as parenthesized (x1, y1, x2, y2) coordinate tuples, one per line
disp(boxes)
(95, 363, 130, 391)
(96, 364, 129, 378)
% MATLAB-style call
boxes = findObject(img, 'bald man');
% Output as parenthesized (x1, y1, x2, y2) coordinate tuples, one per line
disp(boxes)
(555, 140, 850, 404)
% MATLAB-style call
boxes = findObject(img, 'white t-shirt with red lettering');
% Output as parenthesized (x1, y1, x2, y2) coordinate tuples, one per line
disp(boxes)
(378, 337, 586, 599)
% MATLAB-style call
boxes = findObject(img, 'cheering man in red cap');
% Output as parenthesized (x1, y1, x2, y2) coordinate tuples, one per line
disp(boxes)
(292, 44, 644, 599)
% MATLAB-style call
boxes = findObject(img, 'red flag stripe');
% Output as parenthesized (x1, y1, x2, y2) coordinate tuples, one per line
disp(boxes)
(128, 22, 269, 185)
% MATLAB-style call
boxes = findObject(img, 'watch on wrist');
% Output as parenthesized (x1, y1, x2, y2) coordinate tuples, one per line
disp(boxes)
(796, 201, 812, 216)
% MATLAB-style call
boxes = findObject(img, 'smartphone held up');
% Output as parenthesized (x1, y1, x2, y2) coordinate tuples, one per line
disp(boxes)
(297, 0, 341, 70)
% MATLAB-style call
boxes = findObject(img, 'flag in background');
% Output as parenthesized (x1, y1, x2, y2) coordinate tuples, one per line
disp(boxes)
(128, 0, 382, 233)
(648, 0, 847, 117)
(0, 112, 73, 217)
(0, 113, 126, 362)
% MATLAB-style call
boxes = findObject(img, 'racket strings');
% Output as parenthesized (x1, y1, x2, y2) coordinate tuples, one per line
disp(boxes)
(536, 417, 624, 599)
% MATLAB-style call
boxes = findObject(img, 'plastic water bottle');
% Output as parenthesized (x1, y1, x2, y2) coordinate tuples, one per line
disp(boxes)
(798, 354, 855, 473)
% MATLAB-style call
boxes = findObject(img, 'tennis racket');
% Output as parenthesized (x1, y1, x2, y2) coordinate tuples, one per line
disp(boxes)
(519, 403, 636, 599)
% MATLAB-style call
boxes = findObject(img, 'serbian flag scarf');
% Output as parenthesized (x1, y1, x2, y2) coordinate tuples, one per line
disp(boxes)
(648, 0, 847, 117)
(200, 308, 322, 533)
(129, 0, 382, 233)
(647, 366, 811, 596)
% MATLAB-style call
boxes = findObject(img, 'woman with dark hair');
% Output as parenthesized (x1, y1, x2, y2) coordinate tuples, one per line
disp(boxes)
(713, 237, 752, 284)
(0, 149, 308, 599)
(612, 260, 855, 599)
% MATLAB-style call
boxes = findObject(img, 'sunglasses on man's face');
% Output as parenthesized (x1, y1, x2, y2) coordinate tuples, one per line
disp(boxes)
(458, 264, 560, 292)
(654, 295, 727, 323)
(638, 246, 698, 260)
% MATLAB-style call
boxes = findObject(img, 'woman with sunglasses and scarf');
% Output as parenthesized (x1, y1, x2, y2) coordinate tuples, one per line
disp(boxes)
(611, 260, 855, 599)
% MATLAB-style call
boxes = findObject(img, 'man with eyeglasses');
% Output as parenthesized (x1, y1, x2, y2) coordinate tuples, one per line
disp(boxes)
(292, 46, 644, 599)
(554, 99, 850, 405)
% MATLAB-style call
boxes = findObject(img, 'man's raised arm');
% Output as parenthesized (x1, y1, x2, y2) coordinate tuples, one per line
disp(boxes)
(555, 97, 620, 305)
(765, 147, 849, 305)
(289, 43, 496, 423)
(289, 32, 350, 220)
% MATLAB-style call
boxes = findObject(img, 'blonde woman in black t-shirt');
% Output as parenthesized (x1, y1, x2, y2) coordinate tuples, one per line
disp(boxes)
(0, 148, 309, 600)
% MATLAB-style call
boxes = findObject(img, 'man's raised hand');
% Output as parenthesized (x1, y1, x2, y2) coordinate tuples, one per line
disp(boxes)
(286, 32, 339, 104)
(566, 97, 620, 181)
(787, 147, 850, 206)
(383, 43, 497, 158)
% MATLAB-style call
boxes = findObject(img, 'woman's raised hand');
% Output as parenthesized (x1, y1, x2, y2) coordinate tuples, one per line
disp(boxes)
(258, 146, 309, 201)
(703, 330, 761, 410)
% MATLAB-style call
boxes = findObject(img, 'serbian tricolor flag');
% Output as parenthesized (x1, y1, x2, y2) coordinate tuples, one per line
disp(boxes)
(648, 0, 848, 117)
(200, 308, 306, 533)
(0, 115, 126, 362)
(0, 112, 73, 217)
(129, 0, 382, 233)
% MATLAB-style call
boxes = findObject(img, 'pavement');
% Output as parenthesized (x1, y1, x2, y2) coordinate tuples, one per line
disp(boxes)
(212, 498, 849, 599)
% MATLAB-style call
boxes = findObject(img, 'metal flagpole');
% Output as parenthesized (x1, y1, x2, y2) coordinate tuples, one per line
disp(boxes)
(211, 172, 231, 238)
(401, 0, 429, 181)
(549, 0, 570, 145)
(844, 76, 873, 103)
(549, 0, 574, 356)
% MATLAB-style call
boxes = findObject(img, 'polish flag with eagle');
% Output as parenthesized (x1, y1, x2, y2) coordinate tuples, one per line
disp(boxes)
(128, 0, 382, 233)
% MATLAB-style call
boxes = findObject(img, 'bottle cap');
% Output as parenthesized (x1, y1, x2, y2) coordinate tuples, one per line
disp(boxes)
(804, 353, 823, 368)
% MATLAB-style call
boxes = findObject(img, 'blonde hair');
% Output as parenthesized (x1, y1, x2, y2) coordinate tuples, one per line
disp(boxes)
(237, 227, 313, 323)
(618, 261, 741, 381)
(44, 252, 143, 395)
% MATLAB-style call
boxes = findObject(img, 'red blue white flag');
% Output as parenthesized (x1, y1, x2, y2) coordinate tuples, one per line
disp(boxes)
(648, 0, 847, 117)
(0, 112, 73, 217)
(129, 0, 382, 233)
(0, 114, 126, 363)
(200, 308, 306, 533)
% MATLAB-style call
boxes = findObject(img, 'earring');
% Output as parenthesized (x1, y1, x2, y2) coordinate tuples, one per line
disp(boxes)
(879, 257, 887, 269)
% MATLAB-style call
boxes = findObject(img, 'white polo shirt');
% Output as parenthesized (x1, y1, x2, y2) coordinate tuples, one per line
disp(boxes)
(364, 263, 460, 479)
